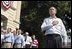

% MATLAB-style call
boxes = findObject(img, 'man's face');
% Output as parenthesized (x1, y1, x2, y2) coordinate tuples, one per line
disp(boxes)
(3, 29, 7, 33)
(49, 7, 57, 16)
(7, 28, 11, 33)
(25, 32, 29, 36)
(32, 35, 35, 39)
(13, 30, 16, 35)
(25, 34, 28, 36)
(17, 30, 21, 35)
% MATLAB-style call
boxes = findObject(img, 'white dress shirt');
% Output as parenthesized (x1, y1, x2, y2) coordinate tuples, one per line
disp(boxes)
(41, 17, 67, 43)
(25, 36, 32, 45)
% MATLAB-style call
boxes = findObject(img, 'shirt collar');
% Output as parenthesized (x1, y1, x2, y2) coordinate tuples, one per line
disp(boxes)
(49, 16, 57, 19)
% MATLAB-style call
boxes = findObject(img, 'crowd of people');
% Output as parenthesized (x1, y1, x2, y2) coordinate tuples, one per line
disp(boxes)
(1, 26, 38, 48)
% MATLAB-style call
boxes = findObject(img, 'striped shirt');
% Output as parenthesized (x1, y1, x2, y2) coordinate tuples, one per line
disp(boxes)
(32, 39, 38, 47)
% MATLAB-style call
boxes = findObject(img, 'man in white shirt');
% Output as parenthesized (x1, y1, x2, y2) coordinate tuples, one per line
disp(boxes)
(24, 32, 32, 48)
(41, 6, 67, 48)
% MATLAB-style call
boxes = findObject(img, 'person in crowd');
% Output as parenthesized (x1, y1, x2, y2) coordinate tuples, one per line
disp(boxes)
(24, 32, 32, 48)
(2, 28, 14, 48)
(31, 35, 38, 48)
(14, 29, 25, 48)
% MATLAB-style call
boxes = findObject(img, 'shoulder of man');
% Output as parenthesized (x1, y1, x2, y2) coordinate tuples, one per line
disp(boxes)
(45, 17, 50, 20)
(10, 32, 14, 36)
(43, 17, 50, 21)
(28, 36, 32, 39)
(20, 35, 24, 38)
(57, 18, 63, 22)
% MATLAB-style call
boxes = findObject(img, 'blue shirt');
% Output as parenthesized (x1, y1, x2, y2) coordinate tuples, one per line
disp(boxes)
(14, 34, 25, 46)
(3, 32, 14, 44)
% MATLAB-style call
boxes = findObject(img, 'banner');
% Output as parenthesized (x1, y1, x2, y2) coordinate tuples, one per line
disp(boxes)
(1, 1, 13, 10)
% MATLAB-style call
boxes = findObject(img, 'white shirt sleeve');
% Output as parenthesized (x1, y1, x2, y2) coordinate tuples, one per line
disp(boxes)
(29, 37, 32, 43)
(60, 19, 67, 43)
(23, 36, 26, 47)
(41, 19, 53, 32)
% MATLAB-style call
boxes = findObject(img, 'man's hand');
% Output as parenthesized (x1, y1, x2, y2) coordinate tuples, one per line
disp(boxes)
(52, 20, 59, 26)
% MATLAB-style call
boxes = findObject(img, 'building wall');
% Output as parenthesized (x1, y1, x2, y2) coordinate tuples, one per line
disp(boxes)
(1, 1, 21, 30)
